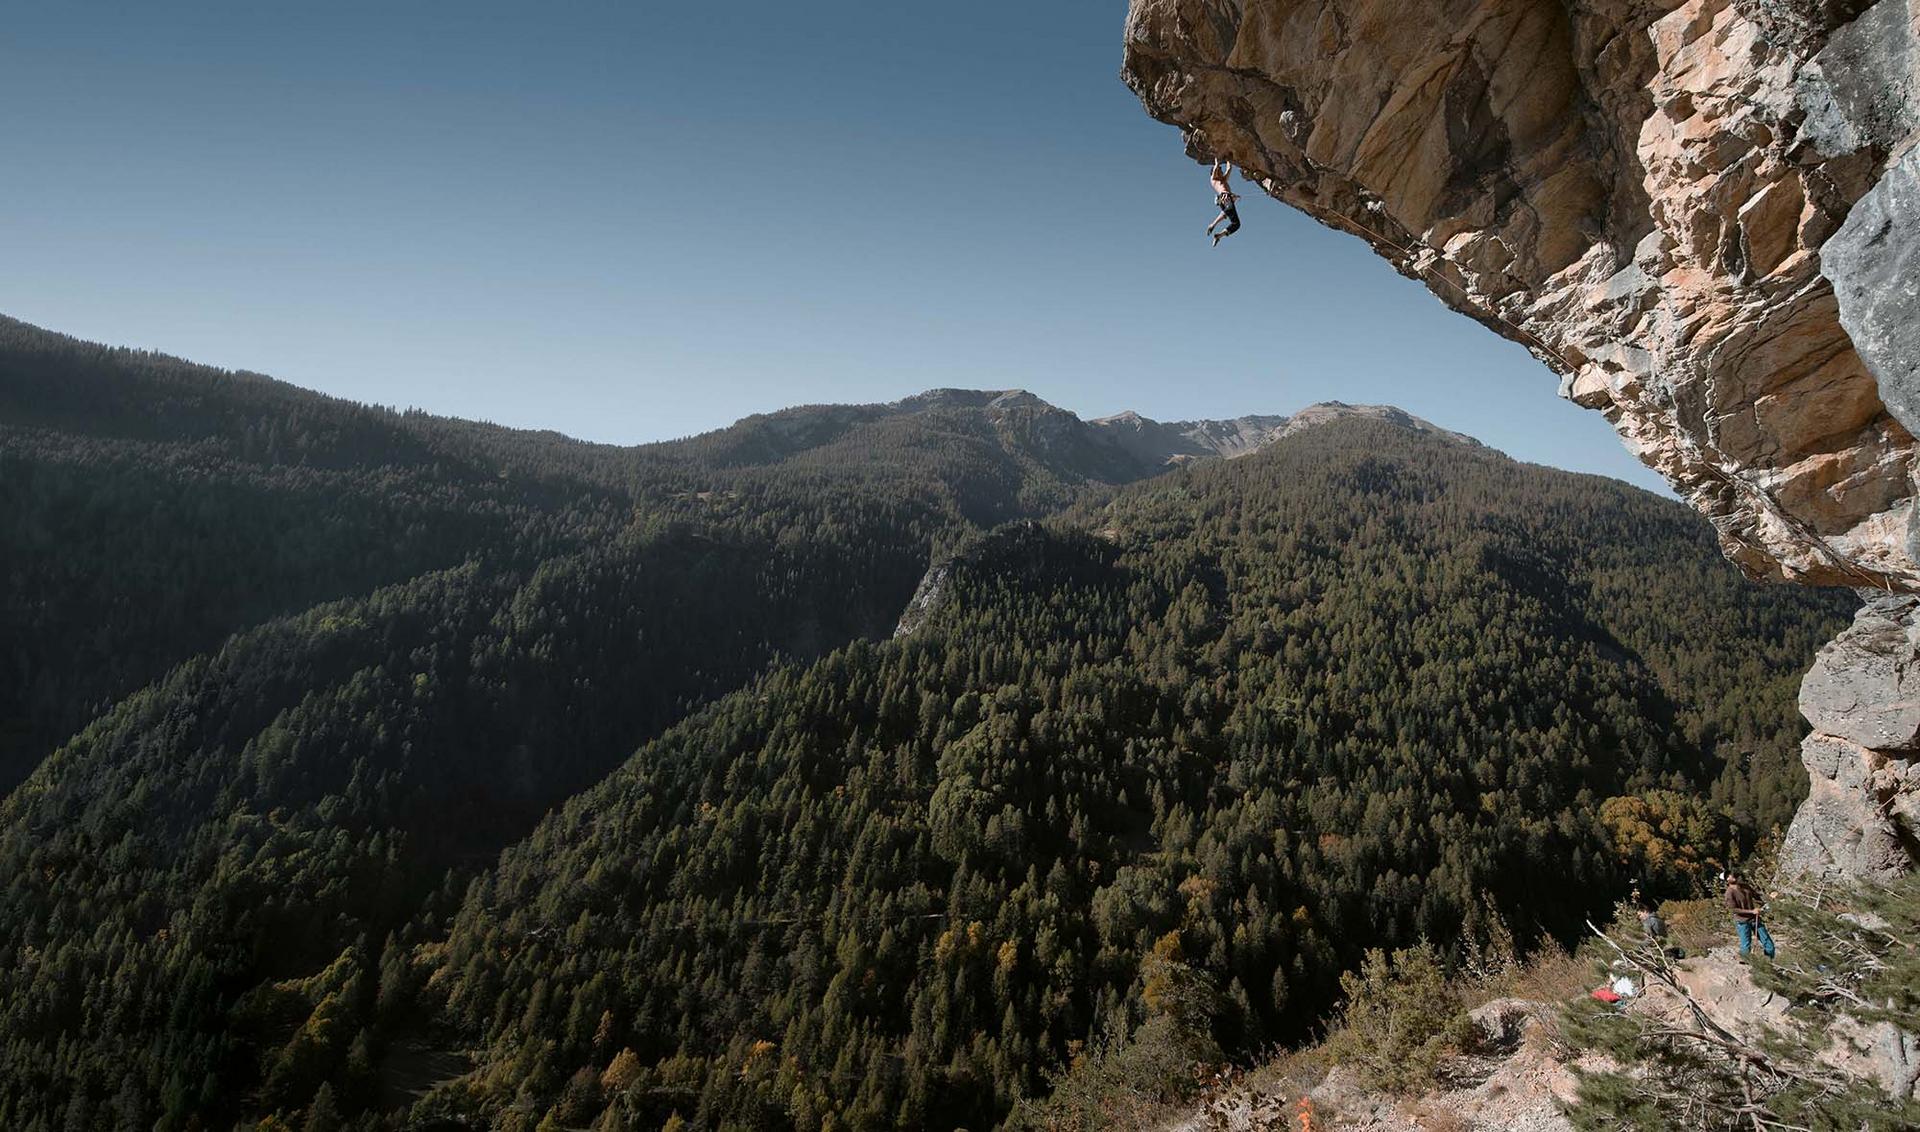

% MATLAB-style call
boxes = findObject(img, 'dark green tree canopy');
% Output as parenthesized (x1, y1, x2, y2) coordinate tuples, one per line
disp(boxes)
(0, 316, 1852, 1130)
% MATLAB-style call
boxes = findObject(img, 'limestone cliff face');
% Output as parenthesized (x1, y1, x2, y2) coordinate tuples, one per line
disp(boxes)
(1123, 0, 1920, 877)
(1786, 594, 1920, 879)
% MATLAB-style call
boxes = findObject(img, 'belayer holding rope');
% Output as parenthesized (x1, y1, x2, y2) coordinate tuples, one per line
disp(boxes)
(1207, 158, 1240, 246)
(1723, 871, 1776, 960)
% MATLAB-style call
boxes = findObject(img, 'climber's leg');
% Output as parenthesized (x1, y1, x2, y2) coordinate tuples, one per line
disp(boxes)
(1213, 205, 1240, 246)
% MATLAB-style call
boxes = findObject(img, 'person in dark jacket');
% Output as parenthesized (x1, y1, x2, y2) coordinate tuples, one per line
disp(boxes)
(1724, 873, 1775, 959)
(1637, 897, 1683, 958)
(1639, 901, 1667, 946)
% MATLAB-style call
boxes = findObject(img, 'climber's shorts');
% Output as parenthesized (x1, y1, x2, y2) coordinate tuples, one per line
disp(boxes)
(1216, 195, 1240, 235)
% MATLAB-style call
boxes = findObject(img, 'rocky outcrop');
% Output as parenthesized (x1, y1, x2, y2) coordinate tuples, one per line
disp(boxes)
(1090, 409, 1292, 463)
(1090, 401, 1472, 466)
(1310, 998, 1583, 1131)
(892, 561, 952, 638)
(1782, 592, 1920, 878)
(1124, 0, 1920, 877)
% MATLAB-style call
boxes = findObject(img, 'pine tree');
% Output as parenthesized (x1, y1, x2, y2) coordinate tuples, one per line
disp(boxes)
(301, 1083, 341, 1132)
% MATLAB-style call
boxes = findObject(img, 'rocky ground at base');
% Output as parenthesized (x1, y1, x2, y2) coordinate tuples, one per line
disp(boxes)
(1162, 933, 1910, 1132)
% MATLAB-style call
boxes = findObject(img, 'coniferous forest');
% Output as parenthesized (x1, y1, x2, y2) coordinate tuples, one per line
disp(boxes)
(0, 316, 1854, 1129)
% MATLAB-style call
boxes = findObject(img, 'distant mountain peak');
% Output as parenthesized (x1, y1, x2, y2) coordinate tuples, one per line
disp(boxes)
(1280, 402, 1481, 447)
(892, 388, 1044, 413)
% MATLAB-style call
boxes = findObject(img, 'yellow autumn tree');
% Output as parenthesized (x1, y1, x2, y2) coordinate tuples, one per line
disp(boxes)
(599, 1047, 641, 1093)
(1599, 789, 1729, 889)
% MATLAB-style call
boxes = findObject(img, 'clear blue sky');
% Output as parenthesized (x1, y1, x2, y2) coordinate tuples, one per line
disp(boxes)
(3, 0, 1668, 493)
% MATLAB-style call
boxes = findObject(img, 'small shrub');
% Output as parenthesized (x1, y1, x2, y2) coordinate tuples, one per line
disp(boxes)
(1459, 892, 1520, 985)
(1653, 897, 1724, 957)
(1014, 939, 1225, 1132)
(1481, 935, 1592, 1009)
(1321, 943, 1472, 1095)
(1011, 1014, 1221, 1131)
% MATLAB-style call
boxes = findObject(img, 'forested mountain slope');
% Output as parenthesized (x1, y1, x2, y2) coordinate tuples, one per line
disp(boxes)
(0, 315, 1335, 1129)
(0, 316, 608, 790)
(0, 318, 1233, 793)
(415, 421, 1852, 1131)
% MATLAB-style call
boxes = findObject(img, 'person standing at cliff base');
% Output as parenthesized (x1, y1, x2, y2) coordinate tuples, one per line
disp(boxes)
(1725, 873, 1775, 959)
(1207, 158, 1240, 246)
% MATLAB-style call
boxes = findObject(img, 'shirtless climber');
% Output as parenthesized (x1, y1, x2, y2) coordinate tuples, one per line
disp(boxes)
(1206, 158, 1241, 246)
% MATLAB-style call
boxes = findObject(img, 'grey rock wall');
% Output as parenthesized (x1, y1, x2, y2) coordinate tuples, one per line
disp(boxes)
(1783, 594, 1920, 879)
(1826, 151, 1920, 438)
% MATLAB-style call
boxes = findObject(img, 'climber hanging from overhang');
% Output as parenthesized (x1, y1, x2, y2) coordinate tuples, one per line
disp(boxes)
(1206, 158, 1241, 246)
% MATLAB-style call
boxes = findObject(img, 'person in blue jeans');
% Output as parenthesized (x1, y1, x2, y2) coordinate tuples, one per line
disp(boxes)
(1725, 873, 1775, 959)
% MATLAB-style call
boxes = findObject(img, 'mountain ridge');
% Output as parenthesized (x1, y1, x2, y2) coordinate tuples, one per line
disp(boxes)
(671, 384, 1477, 475)
(1, 310, 1476, 480)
